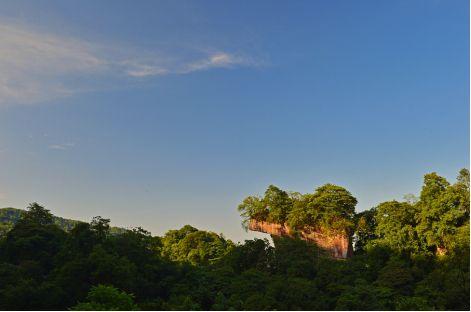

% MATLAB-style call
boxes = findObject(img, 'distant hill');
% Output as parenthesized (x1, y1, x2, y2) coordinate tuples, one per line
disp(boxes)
(0, 207, 125, 234)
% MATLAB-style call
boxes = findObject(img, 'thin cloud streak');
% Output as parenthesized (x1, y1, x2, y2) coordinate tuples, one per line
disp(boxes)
(178, 52, 259, 74)
(0, 21, 262, 105)
(48, 142, 75, 150)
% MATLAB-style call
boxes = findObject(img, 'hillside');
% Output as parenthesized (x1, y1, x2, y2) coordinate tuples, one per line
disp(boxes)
(0, 207, 125, 235)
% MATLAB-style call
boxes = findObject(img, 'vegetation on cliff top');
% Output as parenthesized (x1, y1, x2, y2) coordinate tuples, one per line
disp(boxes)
(238, 183, 357, 233)
(0, 169, 468, 310)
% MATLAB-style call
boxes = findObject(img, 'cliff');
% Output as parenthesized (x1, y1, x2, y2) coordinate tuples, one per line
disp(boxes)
(248, 219, 353, 259)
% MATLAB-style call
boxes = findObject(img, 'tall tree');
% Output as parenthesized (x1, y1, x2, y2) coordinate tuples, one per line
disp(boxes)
(263, 185, 293, 224)
(416, 172, 467, 252)
(353, 207, 377, 252)
(20, 202, 54, 226)
(374, 201, 419, 252)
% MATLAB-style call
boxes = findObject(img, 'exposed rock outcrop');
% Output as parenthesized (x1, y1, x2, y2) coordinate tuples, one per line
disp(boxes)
(248, 219, 353, 259)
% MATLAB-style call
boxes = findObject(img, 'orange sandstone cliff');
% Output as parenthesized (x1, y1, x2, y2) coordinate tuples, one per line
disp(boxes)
(248, 219, 353, 259)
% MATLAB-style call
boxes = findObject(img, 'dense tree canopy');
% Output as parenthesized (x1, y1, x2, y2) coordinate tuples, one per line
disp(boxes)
(358, 169, 470, 256)
(160, 225, 234, 265)
(71, 285, 139, 311)
(374, 201, 420, 252)
(0, 169, 468, 310)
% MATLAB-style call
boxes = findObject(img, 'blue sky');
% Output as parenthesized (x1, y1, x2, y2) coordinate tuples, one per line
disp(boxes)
(0, 0, 469, 242)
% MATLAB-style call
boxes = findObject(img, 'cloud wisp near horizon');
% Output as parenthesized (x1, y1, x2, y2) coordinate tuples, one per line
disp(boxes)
(0, 20, 262, 106)
(48, 142, 75, 151)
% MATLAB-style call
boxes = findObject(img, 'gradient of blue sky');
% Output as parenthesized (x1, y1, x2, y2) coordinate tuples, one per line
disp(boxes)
(0, 0, 469, 242)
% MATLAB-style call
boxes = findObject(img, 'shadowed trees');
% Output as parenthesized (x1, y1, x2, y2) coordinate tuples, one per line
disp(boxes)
(0, 169, 468, 310)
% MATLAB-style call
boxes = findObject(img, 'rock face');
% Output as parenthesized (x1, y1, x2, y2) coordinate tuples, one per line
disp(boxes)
(248, 219, 353, 259)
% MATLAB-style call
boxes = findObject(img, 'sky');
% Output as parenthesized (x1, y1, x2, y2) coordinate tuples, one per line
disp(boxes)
(0, 0, 469, 242)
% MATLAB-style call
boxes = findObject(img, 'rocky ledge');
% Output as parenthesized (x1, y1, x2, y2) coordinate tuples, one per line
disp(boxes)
(248, 219, 353, 259)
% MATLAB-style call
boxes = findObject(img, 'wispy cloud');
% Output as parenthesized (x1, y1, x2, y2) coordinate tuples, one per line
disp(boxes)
(0, 20, 262, 106)
(179, 52, 258, 74)
(0, 22, 106, 105)
(48, 142, 75, 150)
(125, 64, 169, 78)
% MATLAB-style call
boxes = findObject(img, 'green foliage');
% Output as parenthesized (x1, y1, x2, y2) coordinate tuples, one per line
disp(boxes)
(71, 285, 139, 311)
(362, 169, 470, 256)
(309, 183, 357, 221)
(0, 169, 468, 310)
(335, 279, 395, 310)
(90, 216, 111, 241)
(416, 173, 467, 251)
(223, 238, 274, 273)
(237, 196, 268, 227)
(271, 236, 320, 278)
(263, 185, 293, 224)
(21, 202, 54, 226)
(376, 258, 414, 294)
(0, 207, 125, 235)
(353, 207, 377, 252)
(161, 225, 234, 265)
(374, 201, 420, 252)
(286, 195, 315, 229)
(239, 183, 357, 233)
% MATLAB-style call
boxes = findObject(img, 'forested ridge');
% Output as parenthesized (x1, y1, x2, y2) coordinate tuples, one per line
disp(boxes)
(0, 169, 468, 310)
(0, 208, 126, 236)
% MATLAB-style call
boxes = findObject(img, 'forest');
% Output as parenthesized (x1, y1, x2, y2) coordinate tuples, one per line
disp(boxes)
(0, 169, 469, 310)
